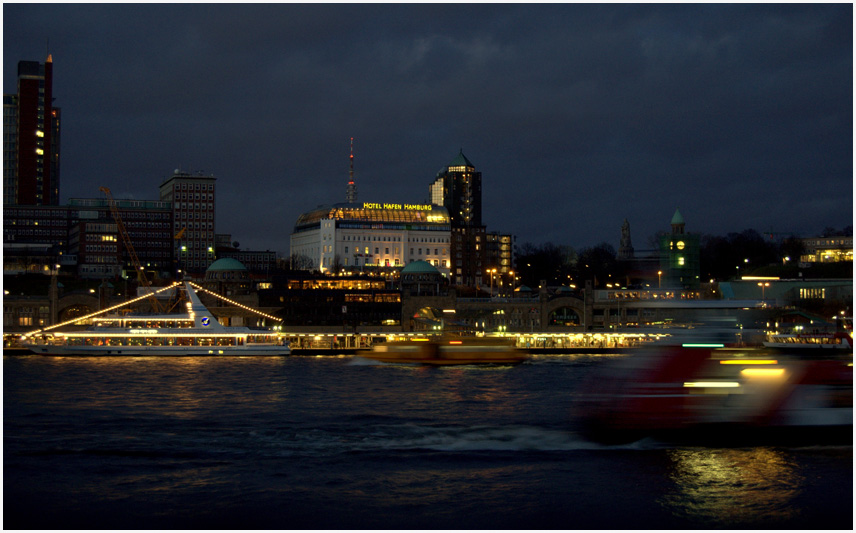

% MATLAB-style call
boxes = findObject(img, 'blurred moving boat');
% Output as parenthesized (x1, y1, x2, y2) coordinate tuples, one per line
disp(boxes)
(763, 331, 852, 352)
(362, 336, 527, 365)
(20, 283, 290, 356)
(575, 340, 852, 445)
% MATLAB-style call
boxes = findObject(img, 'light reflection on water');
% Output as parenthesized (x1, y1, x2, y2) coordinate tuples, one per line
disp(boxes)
(660, 447, 803, 525)
(5, 353, 851, 530)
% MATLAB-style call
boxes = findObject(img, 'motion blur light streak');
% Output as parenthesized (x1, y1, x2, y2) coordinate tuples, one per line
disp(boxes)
(740, 368, 787, 379)
(720, 359, 778, 365)
(683, 381, 740, 388)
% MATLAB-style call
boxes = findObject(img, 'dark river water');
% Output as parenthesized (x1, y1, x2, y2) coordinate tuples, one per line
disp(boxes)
(4, 353, 852, 530)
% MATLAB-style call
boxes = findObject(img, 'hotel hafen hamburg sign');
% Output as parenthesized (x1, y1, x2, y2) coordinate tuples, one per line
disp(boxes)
(362, 202, 432, 211)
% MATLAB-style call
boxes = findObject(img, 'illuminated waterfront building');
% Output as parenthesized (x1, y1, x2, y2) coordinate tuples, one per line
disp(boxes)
(4, 56, 61, 206)
(290, 202, 451, 276)
(159, 170, 217, 275)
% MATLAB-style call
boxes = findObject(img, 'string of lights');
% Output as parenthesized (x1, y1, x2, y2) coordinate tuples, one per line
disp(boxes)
(188, 282, 282, 322)
(21, 282, 181, 339)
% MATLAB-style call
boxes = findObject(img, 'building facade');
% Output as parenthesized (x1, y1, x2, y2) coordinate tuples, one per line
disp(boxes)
(429, 150, 488, 286)
(800, 235, 853, 264)
(67, 197, 173, 279)
(290, 202, 452, 276)
(659, 208, 700, 289)
(4, 57, 60, 206)
(159, 171, 217, 276)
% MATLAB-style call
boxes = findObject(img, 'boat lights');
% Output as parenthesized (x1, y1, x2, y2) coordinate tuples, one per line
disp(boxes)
(20, 282, 181, 339)
(188, 282, 281, 322)
(740, 368, 786, 378)
(720, 359, 778, 365)
(683, 381, 741, 388)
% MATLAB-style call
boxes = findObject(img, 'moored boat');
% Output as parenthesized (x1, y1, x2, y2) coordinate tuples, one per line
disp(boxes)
(20, 282, 290, 356)
(361, 335, 527, 365)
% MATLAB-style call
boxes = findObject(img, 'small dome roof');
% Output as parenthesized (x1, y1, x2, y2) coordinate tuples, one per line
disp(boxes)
(401, 260, 439, 274)
(206, 258, 248, 272)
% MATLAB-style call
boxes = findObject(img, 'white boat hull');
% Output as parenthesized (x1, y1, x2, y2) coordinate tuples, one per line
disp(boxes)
(26, 344, 290, 356)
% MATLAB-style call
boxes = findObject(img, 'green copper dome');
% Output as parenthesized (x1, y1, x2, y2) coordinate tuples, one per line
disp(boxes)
(206, 258, 248, 272)
(401, 260, 439, 274)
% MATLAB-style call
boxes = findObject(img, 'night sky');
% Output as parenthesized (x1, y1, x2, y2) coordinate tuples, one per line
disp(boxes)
(4, 4, 852, 255)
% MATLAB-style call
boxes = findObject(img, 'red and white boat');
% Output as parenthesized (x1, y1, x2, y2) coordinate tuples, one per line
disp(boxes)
(575, 341, 852, 445)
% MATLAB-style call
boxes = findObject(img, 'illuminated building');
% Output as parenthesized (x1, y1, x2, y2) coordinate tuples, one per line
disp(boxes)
(290, 202, 451, 275)
(259, 271, 403, 327)
(799, 235, 853, 263)
(3, 56, 61, 206)
(159, 170, 217, 275)
(68, 220, 121, 279)
(659, 209, 700, 289)
(429, 150, 488, 286)
(486, 231, 515, 274)
(66, 197, 173, 279)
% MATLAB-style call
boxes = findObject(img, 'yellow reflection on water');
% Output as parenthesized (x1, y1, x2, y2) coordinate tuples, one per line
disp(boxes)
(660, 448, 803, 525)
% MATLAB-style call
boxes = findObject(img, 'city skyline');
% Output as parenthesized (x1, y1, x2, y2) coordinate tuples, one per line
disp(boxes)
(4, 4, 852, 256)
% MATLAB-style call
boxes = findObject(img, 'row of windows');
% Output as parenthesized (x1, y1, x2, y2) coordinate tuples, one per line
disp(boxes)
(176, 211, 214, 220)
(174, 222, 213, 230)
(174, 182, 214, 191)
(175, 203, 214, 211)
(175, 193, 213, 201)
(339, 235, 450, 244)
(84, 244, 117, 253)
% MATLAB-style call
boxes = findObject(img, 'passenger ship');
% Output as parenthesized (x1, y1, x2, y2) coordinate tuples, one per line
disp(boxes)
(21, 282, 290, 356)
(763, 331, 852, 352)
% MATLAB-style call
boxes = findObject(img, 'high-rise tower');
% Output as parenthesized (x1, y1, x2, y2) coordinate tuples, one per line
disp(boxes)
(4, 56, 61, 206)
(346, 137, 358, 204)
(429, 150, 486, 286)
(429, 149, 482, 227)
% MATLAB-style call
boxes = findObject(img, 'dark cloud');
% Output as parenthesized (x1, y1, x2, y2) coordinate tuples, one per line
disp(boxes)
(4, 4, 851, 254)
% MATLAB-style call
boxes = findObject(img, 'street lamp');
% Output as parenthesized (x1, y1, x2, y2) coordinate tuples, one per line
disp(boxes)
(758, 282, 770, 300)
(488, 268, 497, 296)
(657, 271, 662, 289)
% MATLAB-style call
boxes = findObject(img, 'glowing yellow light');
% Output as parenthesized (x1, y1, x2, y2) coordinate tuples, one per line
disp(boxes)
(683, 382, 741, 388)
(36, 130, 44, 137)
(740, 368, 786, 378)
(449, 340, 463, 345)
(720, 359, 778, 365)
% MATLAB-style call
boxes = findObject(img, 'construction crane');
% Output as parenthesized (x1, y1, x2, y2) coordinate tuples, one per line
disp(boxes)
(100, 186, 163, 312)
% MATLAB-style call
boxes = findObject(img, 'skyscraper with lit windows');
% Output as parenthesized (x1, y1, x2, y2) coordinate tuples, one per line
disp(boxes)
(4, 56, 60, 206)
(429, 150, 488, 286)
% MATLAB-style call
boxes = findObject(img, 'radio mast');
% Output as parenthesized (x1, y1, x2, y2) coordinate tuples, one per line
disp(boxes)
(346, 137, 358, 204)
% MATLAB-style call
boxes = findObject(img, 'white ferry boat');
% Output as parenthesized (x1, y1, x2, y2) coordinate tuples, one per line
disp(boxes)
(21, 282, 290, 356)
(763, 332, 852, 352)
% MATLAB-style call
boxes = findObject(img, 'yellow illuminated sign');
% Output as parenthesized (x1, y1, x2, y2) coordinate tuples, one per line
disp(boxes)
(363, 202, 433, 211)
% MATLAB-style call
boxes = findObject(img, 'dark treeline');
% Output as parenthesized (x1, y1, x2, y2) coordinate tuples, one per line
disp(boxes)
(516, 226, 853, 289)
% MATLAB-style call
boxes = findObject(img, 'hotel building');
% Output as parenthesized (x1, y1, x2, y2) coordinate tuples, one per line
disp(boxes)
(290, 202, 452, 276)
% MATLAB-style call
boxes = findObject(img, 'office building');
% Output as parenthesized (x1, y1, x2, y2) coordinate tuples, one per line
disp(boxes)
(4, 56, 61, 206)
(159, 170, 217, 275)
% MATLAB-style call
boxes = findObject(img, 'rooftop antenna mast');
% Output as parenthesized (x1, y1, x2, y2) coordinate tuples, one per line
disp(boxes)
(346, 137, 358, 204)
